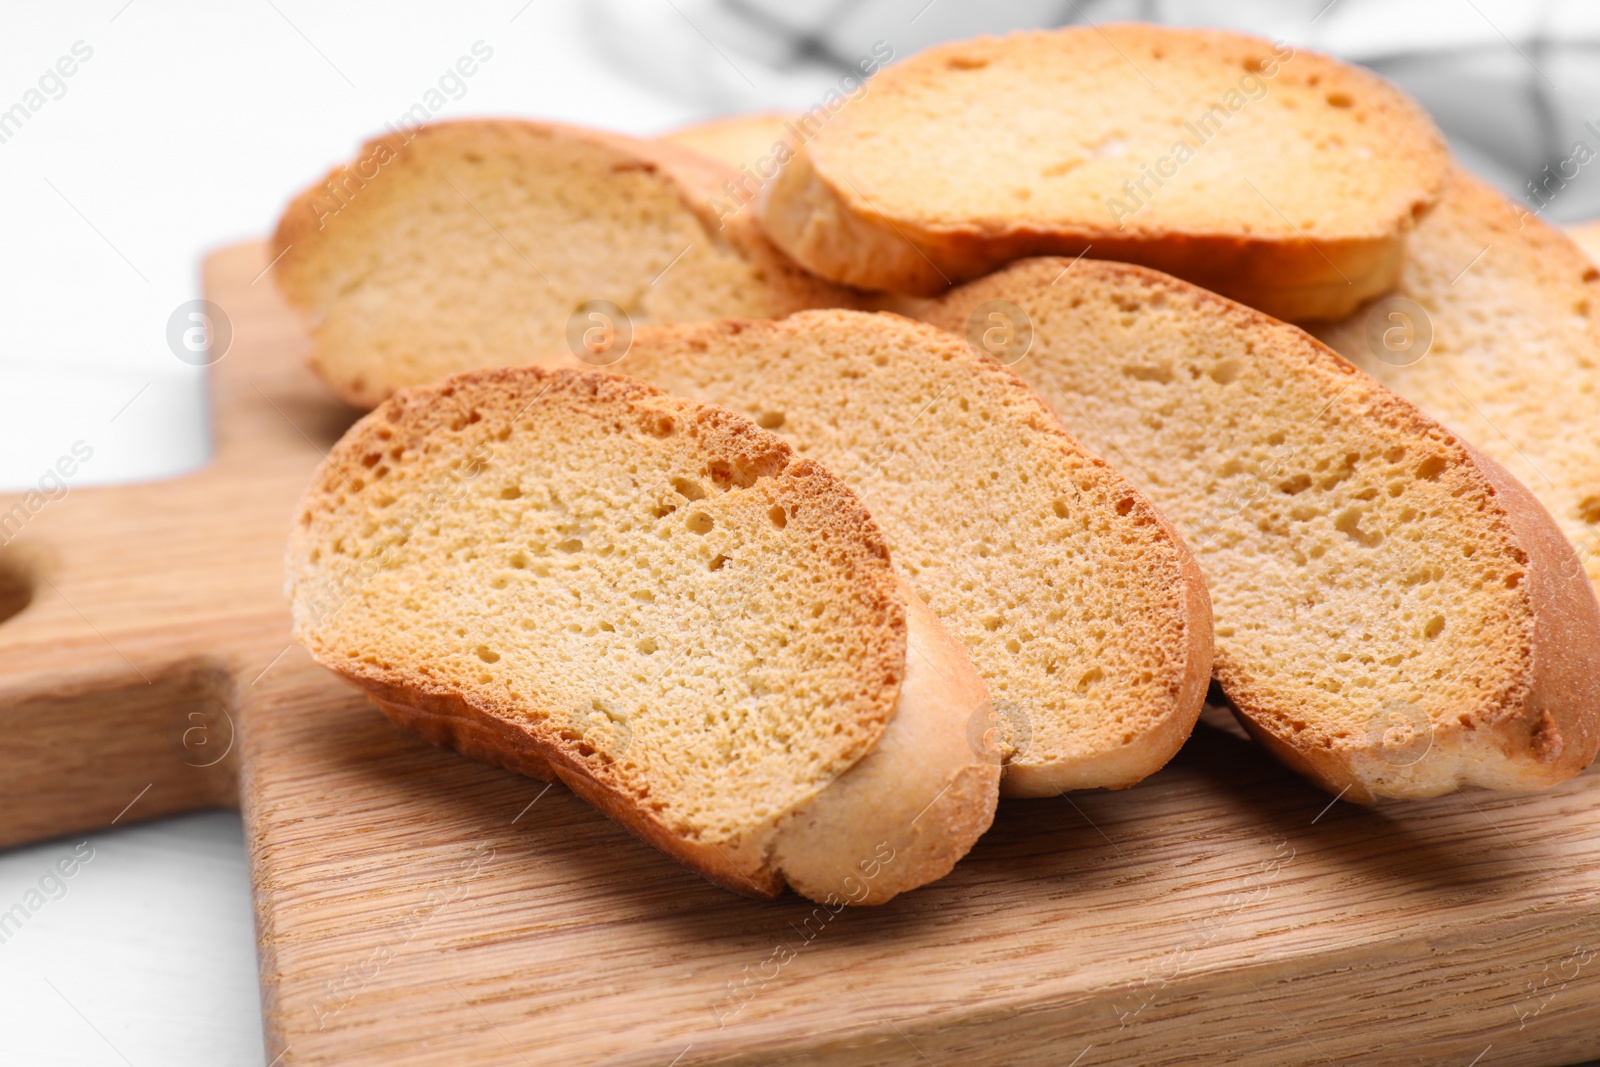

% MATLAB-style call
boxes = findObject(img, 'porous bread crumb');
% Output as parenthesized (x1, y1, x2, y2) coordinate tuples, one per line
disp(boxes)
(286, 366, 910, 891)
(273, 120, 855, 409)
(1317, 170, 1600, 599)
(924, 259, 1600, 800)
(573, 310, 1211, 794)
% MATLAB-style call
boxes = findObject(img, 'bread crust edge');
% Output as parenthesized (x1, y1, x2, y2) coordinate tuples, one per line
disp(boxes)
(763, 148, 1412, 321)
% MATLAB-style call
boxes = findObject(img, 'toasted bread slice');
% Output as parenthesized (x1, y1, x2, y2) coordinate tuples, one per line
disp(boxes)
(662, 111, 799, 172)
(534, 310, 1213, 795)
(1569, 220, 1600, 263)
(272, 119, 855, 409)
(1315, 172, 1600, 600)
(762, 24, 1448, 320)
(924, 259, 1600, 802)
(286, 366, 998, 902)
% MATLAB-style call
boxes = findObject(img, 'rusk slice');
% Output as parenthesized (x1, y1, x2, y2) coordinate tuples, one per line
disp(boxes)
(536, 310, 1214, 796)
(272, 119, 854, 409)
(286, 366, 998, 902)
(1316, 171, 1600, 598)
(924, 259, 1600, 802)
(762, 24, 1448, 320)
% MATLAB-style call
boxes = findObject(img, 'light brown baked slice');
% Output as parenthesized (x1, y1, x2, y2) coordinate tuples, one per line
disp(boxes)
(533, 310, 1213, 795)
(272, 119, 856, 409)
(661, 111, 799, 172)
(924, 259, 1600, 802)
(1316, 170, 1600, 601)
(762, 24, 1448, 321)
(1568, 220, 1600, 263)
(286, 366, 998, 903)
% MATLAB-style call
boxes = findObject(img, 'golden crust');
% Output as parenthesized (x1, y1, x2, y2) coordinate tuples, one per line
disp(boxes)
(772, 582, 999, 904)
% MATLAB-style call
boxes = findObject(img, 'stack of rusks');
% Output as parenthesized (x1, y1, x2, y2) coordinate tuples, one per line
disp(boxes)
(278, 25, 1600, 904)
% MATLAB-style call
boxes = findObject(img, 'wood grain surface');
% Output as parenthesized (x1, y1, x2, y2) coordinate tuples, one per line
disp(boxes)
(0, 242, 1597, 1066)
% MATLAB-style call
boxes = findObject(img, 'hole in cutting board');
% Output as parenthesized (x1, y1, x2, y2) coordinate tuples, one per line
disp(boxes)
(0, 553, 33, 625)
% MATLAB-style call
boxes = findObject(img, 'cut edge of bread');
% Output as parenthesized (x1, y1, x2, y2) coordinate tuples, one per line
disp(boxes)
(287, 364, 998, 902)
(1234, 437, 1600, 802)
(271, 118, 860, 410)
(921, 256, 1600, 802)
(529, 309, 1215, 797)
(1314, 168, 1600, 602)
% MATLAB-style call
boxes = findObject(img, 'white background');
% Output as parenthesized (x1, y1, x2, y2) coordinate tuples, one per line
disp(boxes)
(1, 1, 1598, 1064)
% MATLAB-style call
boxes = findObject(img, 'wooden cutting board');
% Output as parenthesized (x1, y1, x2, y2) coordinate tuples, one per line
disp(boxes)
(3, 241, 1599, 1067)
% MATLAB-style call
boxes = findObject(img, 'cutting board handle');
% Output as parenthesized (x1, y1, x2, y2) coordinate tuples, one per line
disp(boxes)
(0, 242, 335, 850)
(0, 657, 241, 849)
